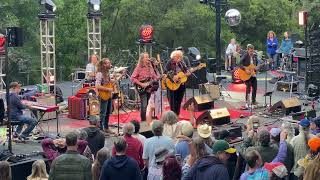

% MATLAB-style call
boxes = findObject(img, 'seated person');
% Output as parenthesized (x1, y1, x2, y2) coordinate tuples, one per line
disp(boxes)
(9, 82, 37, 141)
(41, 137, 88, 163)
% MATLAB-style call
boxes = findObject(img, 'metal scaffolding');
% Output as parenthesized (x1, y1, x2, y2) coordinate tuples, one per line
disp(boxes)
(40, 18, 56, 94)
(87, 17, 101, 60)
(0, 56, 6, 90)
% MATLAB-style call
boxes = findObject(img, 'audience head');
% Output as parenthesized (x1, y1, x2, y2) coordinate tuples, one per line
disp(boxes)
(270, 128, 281, 143)
(162, 156, 182, 180)
(161, 111, 178, 125)
(9, 82, 22, 94)
(130, 120, 140, 134)
(281, 122, 295, 138)
(181, 122, 194, 138)
(299, 119, 310, 130)
(245, 150, 262, 169)
(258, 130, 271, 147)
(212, 140, 236, 162)
(65, 132, 78, 148)
(0, 161, 11, 180)
(308, 137, 320, 155)
(88, 115, 99, 126)
(197, 124, 212, 139)
(154, 147, 170, 164)
(151, 120, 164, 136)
(114, 137, 127, 154)
(264, 162, 288, 179)
(76, 129, 88, 140)
(193, 137, 208, 159)
(247, 115, 260, 132)
(27, 159, 48, 180)
(310, 117, 320, 131)
(92, 148, 111, 180)
(123, 122, 135, 136)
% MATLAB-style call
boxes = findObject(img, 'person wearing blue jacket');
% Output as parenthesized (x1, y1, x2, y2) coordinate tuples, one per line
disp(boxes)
(266, 31, 279, 69)
(279, 31, 293, 55)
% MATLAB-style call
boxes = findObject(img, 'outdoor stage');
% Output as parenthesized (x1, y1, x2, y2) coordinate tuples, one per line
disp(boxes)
(1, 70, 313, 155)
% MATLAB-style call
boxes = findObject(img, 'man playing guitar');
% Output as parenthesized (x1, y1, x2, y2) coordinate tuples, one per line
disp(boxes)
(165, 50, 190, 115)
(130, 52, 159, 122)
(240, 44, 258, 108)
(95, 58, 115, 134)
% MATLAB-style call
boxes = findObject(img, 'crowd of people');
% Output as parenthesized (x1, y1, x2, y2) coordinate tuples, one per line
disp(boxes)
(1, 110, 320, 180)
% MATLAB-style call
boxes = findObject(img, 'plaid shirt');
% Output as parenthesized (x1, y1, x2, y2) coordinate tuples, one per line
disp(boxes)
(130, 63, 158, 84)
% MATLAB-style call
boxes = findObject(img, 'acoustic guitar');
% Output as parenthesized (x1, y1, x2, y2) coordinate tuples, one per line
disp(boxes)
(238, 63, 266, 81)
(98, 82, 119, 101)
(165, 63, 206, 91)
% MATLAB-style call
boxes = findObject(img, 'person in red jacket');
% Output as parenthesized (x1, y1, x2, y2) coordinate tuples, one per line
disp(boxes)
(112, 122, 143, 169)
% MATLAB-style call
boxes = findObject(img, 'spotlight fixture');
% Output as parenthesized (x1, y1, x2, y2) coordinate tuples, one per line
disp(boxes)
(88, 0, 102, 17)
(39, 0, 56, 18)
(188, 47, 201, 61)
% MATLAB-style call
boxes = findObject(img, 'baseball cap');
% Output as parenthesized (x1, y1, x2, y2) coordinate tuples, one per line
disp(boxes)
(270, 128, 281, 137)
(154, 147, 170, 163)
(308, 137, 320, 152)
(299, 119, 310, 127)
(9, 82, 21, 89)
(181, 122, 194, 137)
(197, 124, 212, 138)
(212, 140, 236, 154)
(264, 162, 288, 178)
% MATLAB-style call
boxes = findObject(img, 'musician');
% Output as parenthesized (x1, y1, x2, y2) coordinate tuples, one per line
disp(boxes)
(130, 52, 158, 122)
(9, 82, 37, 141)
(240, 44, 258, 107)
(86, 54, 99, 81)
(165, 50, 190, 115)
(95, 58, 115, 134)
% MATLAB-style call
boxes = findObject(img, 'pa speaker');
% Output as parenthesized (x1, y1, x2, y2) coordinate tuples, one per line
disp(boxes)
(183, 94, 214, 112)
(269, 97, 301, 115)
(196, 107, 230, 126)
(7, 27, 23, 47)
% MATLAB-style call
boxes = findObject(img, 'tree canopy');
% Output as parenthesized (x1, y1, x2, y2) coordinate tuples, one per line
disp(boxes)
(0, 0, 318, 84)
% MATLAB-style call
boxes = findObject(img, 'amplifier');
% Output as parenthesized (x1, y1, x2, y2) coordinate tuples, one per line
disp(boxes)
(199, 83, 220, 100)
(276, 81, 298, 92)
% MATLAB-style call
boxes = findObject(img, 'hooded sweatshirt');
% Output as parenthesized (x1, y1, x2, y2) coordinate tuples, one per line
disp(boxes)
(183, 155, 229, 180)
(100, 155, 141, 180)
(83, 127, 105, 156)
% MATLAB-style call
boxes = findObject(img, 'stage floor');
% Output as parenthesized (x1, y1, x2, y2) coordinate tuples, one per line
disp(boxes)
(1, 70, 312, 155)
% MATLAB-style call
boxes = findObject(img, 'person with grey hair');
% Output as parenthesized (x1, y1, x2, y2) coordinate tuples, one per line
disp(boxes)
(143, 120, 175, 169)
(83, 116, 105, 157)
(161, 111, 182, 139)
(75, 129, 93, 163)
(100, 137, 141, 180)
(112, 123, 143, 169)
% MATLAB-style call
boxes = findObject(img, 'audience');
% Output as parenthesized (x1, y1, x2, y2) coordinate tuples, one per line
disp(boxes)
(147, 147, 170, 180)
(131, 119, 147, 145)
(240, 150, 269, 180)
(290, 119, 315, 179)
(175, 122, 194, 161)
(112, 122, 143, 169)
(143, 120, 175, 169)
(100, 137, 141, 180)
(161, 111, 182, 139)
(27, 159, 49, 180)
(0, 161, 11, 180)
(310, 117, 320, 136)
(264, 162, 288, 180)
(197, 124, 214, 154)
(83, 116, 105, 157)
(281, 122, 295, 143)
(76, 129, 94, 162)
(303, 137, 320, 180)
(49, 132, 92, 180)
(92, 147, 111, 180)
(41, 136, 88, 163)
(163, 155, 182, 180)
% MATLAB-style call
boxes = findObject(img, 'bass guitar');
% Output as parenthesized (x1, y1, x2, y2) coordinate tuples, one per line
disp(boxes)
(165, 63, 206, 91)
(135, 78, 160, 94)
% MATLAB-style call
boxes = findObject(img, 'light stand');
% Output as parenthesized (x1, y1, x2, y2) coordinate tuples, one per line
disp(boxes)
(87, 0, 102, 60)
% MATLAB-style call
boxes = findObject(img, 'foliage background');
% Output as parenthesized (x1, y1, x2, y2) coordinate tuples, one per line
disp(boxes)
(0, 0, 319, 85)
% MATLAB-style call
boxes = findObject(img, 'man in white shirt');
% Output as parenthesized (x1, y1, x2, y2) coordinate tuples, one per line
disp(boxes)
(85, 54, 99, 80)
(225, 38, 237, 71)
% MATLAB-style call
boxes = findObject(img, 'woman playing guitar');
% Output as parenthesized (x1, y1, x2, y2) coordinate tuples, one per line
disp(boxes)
(130, 52, 159, 122)
(240, 44, 258, 108)
(95, 58, 115, 134)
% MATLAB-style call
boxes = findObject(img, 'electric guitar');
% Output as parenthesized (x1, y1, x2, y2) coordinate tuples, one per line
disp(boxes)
(165, 63, 206, 91)
(135, 78, 160, 94)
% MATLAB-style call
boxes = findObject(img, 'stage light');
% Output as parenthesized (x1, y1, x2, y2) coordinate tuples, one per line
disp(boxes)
(299, 11, 307, 26)
(188, 47, 201, 61)
(196, 55, 201, 60)
(225, 9, 241, 26)
(0, 34, 5, 55)
(40, 0, 56, 13)
(88, 0, 102, 17)
(139, 24, 154, 43)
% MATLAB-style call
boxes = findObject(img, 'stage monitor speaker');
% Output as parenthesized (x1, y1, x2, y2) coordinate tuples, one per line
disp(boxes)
(269, 97, 301, 115)
(196, 107, 230, 126)
(6, 27, 23, 47)
(183, 94, 214, 112)
(199, 84, 220, 100)
(212, 125, 242, 139)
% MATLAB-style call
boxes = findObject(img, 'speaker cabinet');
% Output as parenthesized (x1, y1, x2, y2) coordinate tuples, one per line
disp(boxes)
(196, 108, 230, 126)
(183, 94, 214, 112)
(269, 97, 301, 115)
(276, 81, 298, 92)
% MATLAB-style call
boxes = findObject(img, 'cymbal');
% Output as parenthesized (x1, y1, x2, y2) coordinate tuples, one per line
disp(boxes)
(114, 66, 128, 73)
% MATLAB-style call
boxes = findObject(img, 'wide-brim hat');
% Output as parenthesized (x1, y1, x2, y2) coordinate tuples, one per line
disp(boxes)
(197, 124, 212, 138)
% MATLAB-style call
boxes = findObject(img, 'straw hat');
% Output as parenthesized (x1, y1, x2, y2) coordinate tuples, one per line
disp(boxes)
(197, 124, 212, 138)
